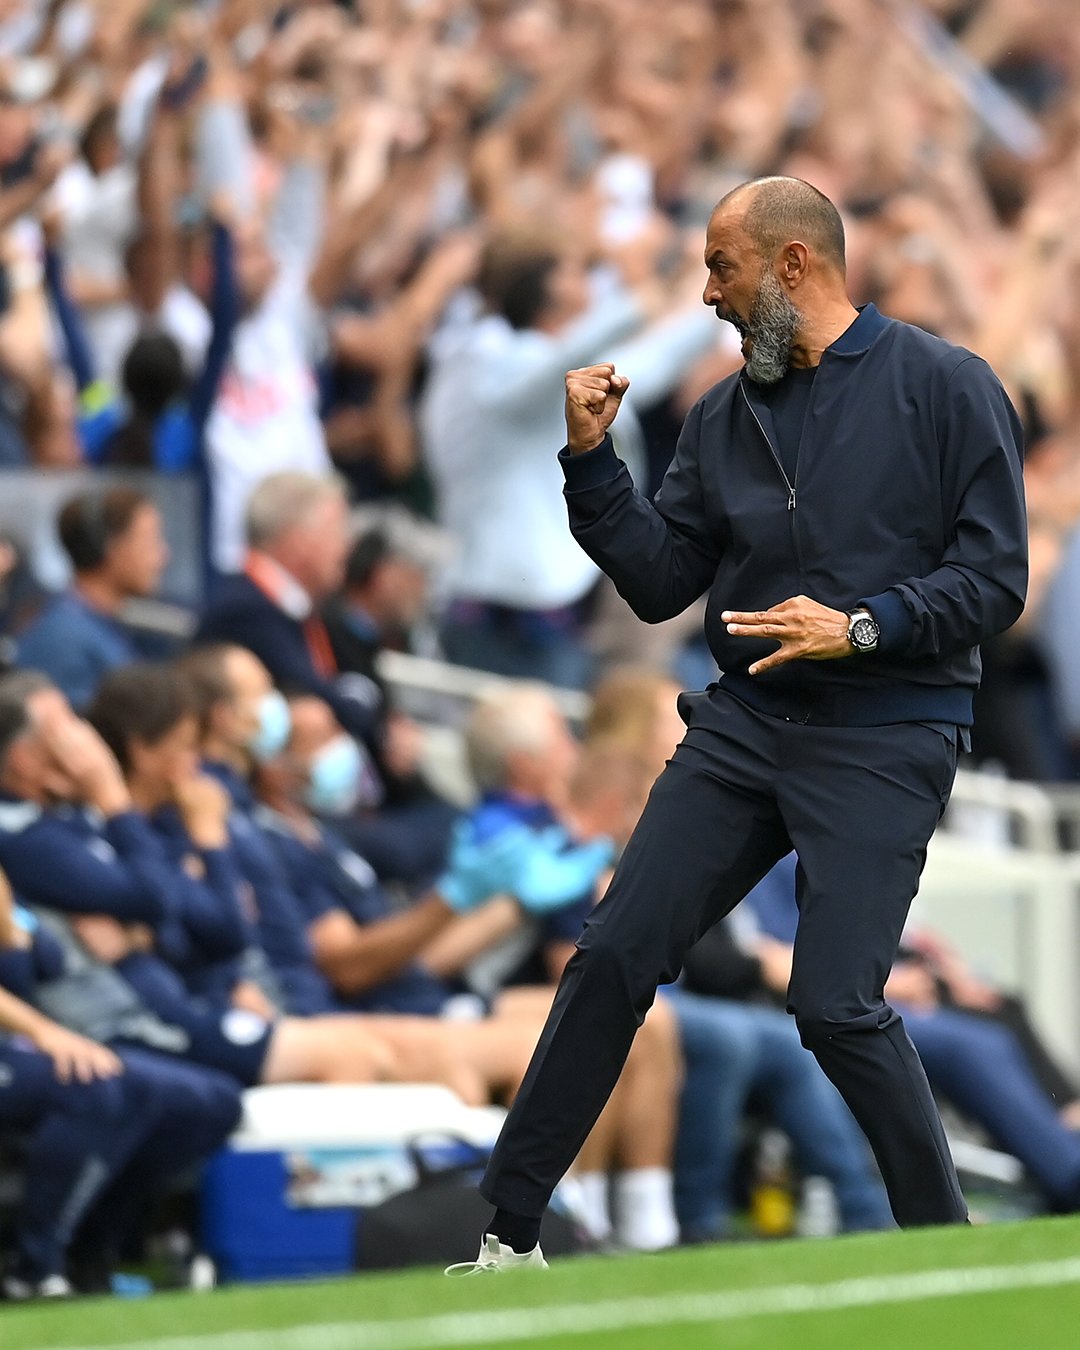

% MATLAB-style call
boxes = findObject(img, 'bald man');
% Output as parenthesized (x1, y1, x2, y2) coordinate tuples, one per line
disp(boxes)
(451, 177, 1027, 1272)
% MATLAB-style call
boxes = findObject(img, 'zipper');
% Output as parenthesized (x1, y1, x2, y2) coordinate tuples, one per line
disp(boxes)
(740, 382, 795, 508)
(740, 382, 803, 568)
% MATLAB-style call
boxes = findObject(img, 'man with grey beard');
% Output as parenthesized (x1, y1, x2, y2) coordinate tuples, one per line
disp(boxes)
(448, 177, 1028, 1272)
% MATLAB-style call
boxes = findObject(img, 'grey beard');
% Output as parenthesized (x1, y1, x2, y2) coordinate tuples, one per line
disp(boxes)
(744, 271, 801, 386)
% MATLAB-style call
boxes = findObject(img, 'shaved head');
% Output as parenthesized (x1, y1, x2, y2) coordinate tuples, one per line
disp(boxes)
(717, 176, 846, 272)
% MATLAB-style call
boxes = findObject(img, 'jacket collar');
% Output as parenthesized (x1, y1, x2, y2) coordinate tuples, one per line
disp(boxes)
(826, 302, 888, 357)
(737, 303, 890, 400)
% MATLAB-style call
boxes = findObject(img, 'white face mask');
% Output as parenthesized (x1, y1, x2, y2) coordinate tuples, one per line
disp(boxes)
(246, 691, 291, 763)
(303, 735, 363, 817)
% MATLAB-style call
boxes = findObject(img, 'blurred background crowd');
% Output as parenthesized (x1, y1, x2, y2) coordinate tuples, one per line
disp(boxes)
(1, 0, 1080, 1301)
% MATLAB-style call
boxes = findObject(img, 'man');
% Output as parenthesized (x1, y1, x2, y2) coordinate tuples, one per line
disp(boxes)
(0, 886, 242, 1299)
(458, 177, 1027, 1270)
(17, 488, 169, 709)
(196, 484, 456, 881)
(195, 472, 378, 756)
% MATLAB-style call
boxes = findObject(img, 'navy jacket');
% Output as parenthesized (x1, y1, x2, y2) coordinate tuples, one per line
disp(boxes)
(561, 305, 1027, 725)
(0, 799, 247, 976)
(257, 808, 452, 1016)
(203, 761, 339, 1016)
(195, 575, 380, 746)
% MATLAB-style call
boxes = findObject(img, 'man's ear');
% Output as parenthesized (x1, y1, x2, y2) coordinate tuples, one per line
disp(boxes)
(782, 242, 809, 286)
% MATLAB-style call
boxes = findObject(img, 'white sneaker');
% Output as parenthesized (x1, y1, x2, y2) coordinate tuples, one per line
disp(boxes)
(3, 1272, 73, 1301)
(444, 1233, 549, 1276)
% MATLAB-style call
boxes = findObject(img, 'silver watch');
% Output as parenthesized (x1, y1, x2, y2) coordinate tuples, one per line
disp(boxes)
(847, 607, 880, 653)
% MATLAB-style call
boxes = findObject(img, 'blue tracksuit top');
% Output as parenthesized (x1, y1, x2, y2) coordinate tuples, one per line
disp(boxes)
(203, 762, 339, 1016)
(256, 808, 453, 1016)
(0, 798, 247, 973)
(16, 592, 138, 713)
(437, 793, 614, 916)
(561, 304, 1028, 726)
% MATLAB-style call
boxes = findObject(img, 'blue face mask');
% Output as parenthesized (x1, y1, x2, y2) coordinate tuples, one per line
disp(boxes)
(304, 736, 363, 817)
(248, 691, 291, 763)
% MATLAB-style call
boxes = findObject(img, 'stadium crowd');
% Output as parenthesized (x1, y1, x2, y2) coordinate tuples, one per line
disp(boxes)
(1, 0, 1080, 1299)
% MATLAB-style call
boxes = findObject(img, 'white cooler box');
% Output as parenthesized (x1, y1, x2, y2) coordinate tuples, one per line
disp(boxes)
(200, 1083, 505, 1281)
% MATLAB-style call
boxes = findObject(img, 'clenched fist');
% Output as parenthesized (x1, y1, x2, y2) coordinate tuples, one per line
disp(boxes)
(565, 363, 630, 454)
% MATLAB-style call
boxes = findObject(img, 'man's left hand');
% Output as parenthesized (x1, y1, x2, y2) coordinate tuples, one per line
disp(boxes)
(722, 596, 852, 675)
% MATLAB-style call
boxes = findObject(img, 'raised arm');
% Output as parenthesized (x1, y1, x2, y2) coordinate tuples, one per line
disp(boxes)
(560, 366, 722, 623)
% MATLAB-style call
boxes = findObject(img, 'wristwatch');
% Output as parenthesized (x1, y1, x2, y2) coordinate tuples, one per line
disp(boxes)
(846, 607, 880, 654)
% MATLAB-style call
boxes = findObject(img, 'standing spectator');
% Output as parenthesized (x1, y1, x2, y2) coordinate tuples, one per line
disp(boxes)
(419, 228, 718, 688)
(52, 104, 138, 388)
(17, 487, 169, 709)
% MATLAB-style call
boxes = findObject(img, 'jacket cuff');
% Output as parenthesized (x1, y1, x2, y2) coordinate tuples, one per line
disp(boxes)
(860, 589, 914, 656)
(559, 436, 621, 491)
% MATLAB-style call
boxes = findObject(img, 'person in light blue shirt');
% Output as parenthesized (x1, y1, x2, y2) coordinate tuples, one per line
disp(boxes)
(16, 488, 169, 710)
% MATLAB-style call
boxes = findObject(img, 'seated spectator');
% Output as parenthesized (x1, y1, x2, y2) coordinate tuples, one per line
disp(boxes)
(16, 488, 168, 710)
(746, 856, 1080, 1216)
(195, 472, 374, 753)
(322, 521, 437, 793)
(0, 869, 242, 1299)
(0, 667, 502, 1101)
(195, 485, 454, 882)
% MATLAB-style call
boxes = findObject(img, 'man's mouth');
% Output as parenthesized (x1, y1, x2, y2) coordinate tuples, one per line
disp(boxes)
(715, 306, 748, 338)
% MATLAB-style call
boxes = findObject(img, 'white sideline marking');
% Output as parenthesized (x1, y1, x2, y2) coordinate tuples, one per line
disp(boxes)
(48, 1256, 1080, 1350)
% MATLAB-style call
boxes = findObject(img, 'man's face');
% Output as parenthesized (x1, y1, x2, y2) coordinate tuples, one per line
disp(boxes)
(508, 700, 580, 805)
(363, 556, 429, 635)
(702, 208, 802, 385)
(286, 495, 350, 601)
(104, 504, 169, 598)
(2, 687, 77, 803)
(220, 648, 274, 749)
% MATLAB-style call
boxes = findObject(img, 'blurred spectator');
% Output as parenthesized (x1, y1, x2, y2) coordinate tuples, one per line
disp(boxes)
(17, 487, 168, 709)
(747, 856, 1080, 1215)
(321, 519, 460, 857)
(43, 198, 238, 471)
(195, 472, 369, 747)
(420, 227, 717, 689)
(0, 868, 242, 1299)
(51, 103, 137, 388)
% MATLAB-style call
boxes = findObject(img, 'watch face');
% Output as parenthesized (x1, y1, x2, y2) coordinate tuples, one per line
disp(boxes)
(852, 617, 878, 650)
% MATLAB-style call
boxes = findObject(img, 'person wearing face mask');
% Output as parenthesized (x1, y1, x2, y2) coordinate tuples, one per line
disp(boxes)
(195, 476, 457, 884)
(0, 662, 527, 1104)
(177, 646, 469, 1016)
(257, 691, 682, 1253)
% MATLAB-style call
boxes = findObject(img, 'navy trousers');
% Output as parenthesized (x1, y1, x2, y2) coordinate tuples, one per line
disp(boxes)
(481, 687, 968, 1228)
(0, 1043, 241, 1280)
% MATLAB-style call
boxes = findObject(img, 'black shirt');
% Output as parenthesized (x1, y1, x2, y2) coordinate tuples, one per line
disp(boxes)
(758, 363, 818, 482)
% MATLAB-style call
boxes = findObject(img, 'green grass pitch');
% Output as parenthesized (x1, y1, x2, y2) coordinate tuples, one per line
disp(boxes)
(4, 1215, 1080, 1350)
